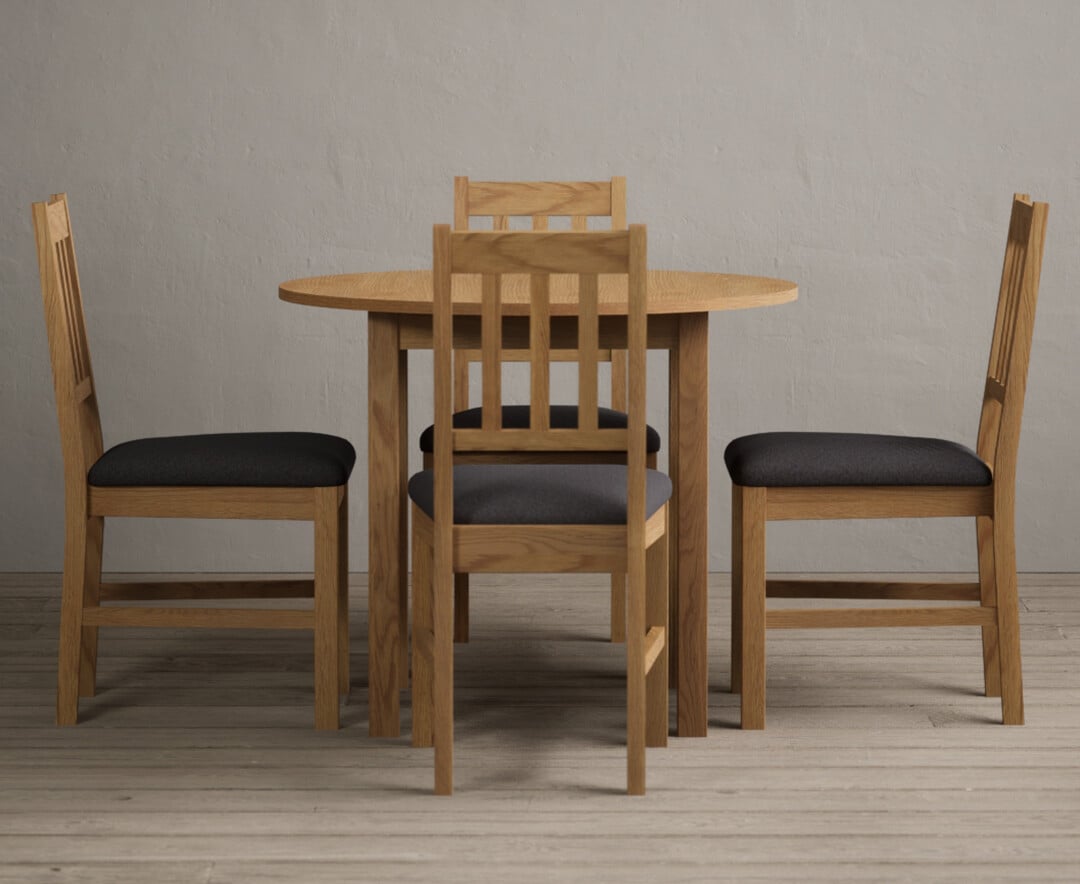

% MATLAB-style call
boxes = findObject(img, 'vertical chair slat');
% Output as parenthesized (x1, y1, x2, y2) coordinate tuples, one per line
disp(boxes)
(611, 176, 627, 230)
(453, 177, 470, 230)
(481, 274, 502, 432)
(453, 355, 470, 411)
(530, 274, 550, 431)
(578, 273, 599, 431)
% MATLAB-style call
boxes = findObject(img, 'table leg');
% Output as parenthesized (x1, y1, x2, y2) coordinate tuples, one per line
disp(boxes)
(368, 314, 404, 737)
(674, 313, 709, 737)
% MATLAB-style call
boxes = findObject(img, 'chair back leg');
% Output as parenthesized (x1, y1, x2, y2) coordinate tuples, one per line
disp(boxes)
(57, 507, 94, 725)
(432, 561, 455, 794)
(991, 505, 1025, 724)
(78, 516, 104, 699)
(976, 515, 1002, 698)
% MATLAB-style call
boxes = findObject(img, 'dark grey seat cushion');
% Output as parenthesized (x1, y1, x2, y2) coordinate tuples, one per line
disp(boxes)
(408, 464, 672, 524)
(88, 433, 356, 488)
(724, 432, 992, 488)
(418, 405, 661, 454)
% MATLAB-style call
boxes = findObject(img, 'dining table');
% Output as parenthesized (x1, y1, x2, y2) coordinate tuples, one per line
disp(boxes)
(279, 268, 797, 738)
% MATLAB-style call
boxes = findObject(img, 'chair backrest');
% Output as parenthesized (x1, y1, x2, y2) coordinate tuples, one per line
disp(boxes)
(451, 177, 628, 412)
(431, 223, 648, 533)
(31, 194, 104, 490)
(976, 194, 1049, 486)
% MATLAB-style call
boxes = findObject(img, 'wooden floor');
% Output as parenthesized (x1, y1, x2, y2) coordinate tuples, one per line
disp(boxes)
(1, 572, 1078, 883)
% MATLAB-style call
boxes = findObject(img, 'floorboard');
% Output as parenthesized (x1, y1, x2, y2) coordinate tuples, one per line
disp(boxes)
(1, 572, 1079, 882)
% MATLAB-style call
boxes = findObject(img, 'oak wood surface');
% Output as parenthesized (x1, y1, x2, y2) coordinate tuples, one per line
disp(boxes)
(280, 269, 797, 315)
(729, 195, 1049, 731)
(32, 194, 350, 732)
(416, 226, 669, 794)
(448, 178, 631, 647)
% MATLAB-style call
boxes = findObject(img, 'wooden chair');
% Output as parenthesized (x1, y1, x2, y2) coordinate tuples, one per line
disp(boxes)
(410, 224, 670, 794)
(419, 177, 660, 645)
(726, 194, 1049, 729)
(32, 193, 352, 730)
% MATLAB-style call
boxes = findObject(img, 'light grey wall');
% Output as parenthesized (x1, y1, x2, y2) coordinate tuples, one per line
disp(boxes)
(2, 0, 1078, 572)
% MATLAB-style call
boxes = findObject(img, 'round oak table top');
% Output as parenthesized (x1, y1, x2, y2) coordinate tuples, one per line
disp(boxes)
(279, 269, 797, 316)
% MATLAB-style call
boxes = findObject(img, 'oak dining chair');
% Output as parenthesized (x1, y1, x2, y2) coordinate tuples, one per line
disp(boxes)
(725, 194, 1048, 729)
(418, 177, 660, 645)
(32, 193, 353, 730)
(410, 224, 670, 794)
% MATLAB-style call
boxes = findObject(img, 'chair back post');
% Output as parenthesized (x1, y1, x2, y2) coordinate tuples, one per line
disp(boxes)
(626, 225, 648, 569)
(451, 177, 628, 411)
(31, 194, 105, 494)
(976, 194, 1049, 491)
(432, 225, 456, 587)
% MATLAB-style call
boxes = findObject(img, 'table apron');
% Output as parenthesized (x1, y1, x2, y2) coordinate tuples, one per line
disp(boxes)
(394, 313, 680, 350)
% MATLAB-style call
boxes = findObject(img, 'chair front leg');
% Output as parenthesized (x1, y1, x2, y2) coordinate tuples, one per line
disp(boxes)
(454, 574, 470, 643)
(337, 490, 350, 697)
(735, 485, 767, 730)
(730, 495, 743, 695)
(411, 523, 434, 749)
(313, 487, 342, 730)
(626, 546, 647, 795)
(610, 572, 626, 643)
(432, 559, 455, 795)
(645, 514, 669, 748)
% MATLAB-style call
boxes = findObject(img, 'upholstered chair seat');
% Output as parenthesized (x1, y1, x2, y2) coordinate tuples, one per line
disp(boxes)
(88, 432, 356, 488)
(408, 464, 671, 524)
(724, 432, 992, 488)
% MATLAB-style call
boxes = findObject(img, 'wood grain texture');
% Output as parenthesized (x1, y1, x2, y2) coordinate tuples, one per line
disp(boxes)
(461, 179, 615, 217)
(367, 313, 403, 737)
(280, 268, 797, 316)
(674, 313, 709, 737)
(87, 486, 316, 520)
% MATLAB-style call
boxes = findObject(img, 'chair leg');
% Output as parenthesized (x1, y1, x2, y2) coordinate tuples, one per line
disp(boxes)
(432, 558, 455, 795)
(313, 487, 341, 730)
(337, 491, 350, 697)
(610, 572, 626, 643)
(411, 525, 434, 748)
(57, 508, 90, 725)
(976, 515, 1001, 698)
(645, 517, 669, 748)
(626, 546, 647, 795)
(992, 507, 1024, 725)
(735, 485, 767, 730)
(454, 574, 470, 643)
(78, 516, 104, 699)
(730, 495, 743, 695)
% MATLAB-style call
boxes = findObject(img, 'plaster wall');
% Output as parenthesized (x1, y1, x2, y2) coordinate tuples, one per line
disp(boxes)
(2, 1, 1077, 572)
